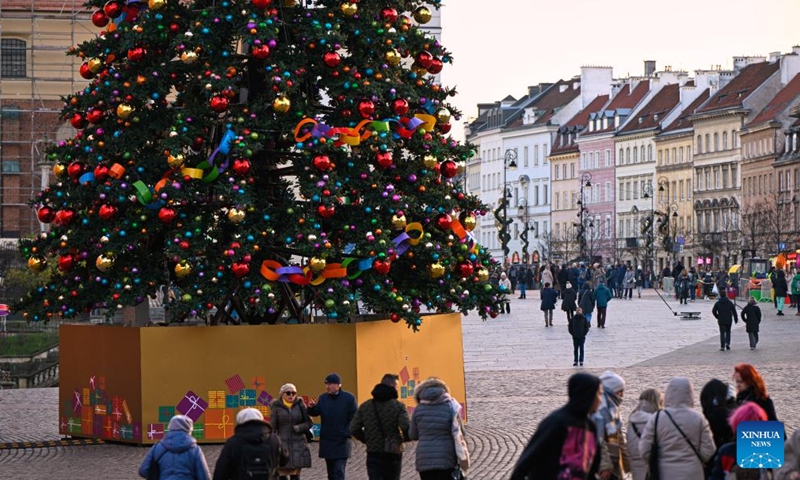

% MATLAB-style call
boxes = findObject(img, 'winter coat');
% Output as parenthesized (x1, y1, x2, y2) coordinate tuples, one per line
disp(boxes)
(557, 267, 569, 290)
(139, 430, 211, 480)
(741, 304, 762, 333)
(561, 288, 577, 312)
(594, 284, 612, 308)
(775, 429, 800, 480)
(712, 297, 738, 326)
(568, 313, 590, 341)
(592, 268, 606, 288)
(350, 383, 411, 454)
(269, 398, 312, 469)
(627, 409, 658, 480)
(578, 287, 595, 314)
(408, 378, 459, 473)
(635, 269, 644, 287)
(212, 420, 286, 480)
(624, 270, 635, 289)
(540, 287, 558, 311)
(307, 389, 358, 459)
(775, 270, 789, 297)
(700, 379, 736, 454)
(736, 387, 778, 422)
(510, 373, 601, 480)
(791, 273, 800, 296)
(541, 268, 554, 288)
(639, 378, 716, 480)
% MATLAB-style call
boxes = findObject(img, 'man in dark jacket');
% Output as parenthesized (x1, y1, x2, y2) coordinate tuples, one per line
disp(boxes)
(213, 408, 287, 480)
(569, 308, 590, 366)
(308, 373, 358, 480)
(594, 282, 613, 328)
(741, 297, 762, 349)
(557, 264, 570, 299)
(712, 294, 738, 351)
(510, 373, 603, 479)
(578, 283, 596, 325)
(350, 374, 410, 480)
(540, 282, 559, 327)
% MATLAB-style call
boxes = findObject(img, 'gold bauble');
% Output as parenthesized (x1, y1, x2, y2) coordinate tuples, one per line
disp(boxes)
(391, 214, 407, 229)
(430, 262, 445, 279)
(477, 268, 489, 282)
(384, 49, 401, 66)
(116, 103, 134, 120)
(53, 163, 67, 178)
(28, 256, 47, 272)
(309, 257, 327, 273)
(462, 215, 477, 232)
(340, 2, 358, 17)
(412, 66, 428, 77)
(413, 6, 432, 24)
(174, 261, 192, 278)
(272, 96, 291, 113)
(423, 155, 438, 169)
(227, 208, 245, 223)
(180, 51, 198, 64)
(88, 57, 103, 73)
(148, 0, 166, 10)
(436, 108, 451, 124)
(167, 153, 185, 168)
(95, 254, 114, 272)
(283, 0, 295, 5)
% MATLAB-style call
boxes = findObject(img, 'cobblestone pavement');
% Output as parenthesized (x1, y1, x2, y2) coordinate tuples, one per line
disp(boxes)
(1, 289, 799, 479)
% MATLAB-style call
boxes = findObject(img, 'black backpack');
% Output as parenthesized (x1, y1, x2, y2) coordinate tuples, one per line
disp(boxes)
(239, 441, 273, 480)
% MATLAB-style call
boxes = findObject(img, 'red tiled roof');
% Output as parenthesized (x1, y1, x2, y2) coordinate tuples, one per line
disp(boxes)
(607, 80, 650, 110)
(696, 62, 780, 114)
(662, 89, 711, 133)
(619, 84, 680, 133)
(748, 73, 800, 127)
(550, 95, 610, 154)
(528, 79, 581, 126)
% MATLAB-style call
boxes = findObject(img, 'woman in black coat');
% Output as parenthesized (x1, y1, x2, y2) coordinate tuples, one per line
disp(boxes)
(775, 269, 789, 315)
(700, 378, 736, 466)
(741, 297, 762, 349)
(270, 384, 313, 480)
(561, 282, 577, 322)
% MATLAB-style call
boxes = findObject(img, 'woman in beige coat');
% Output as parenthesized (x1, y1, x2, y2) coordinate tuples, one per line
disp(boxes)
(639, 377, 716, 480)
(626, 388, 664, 480)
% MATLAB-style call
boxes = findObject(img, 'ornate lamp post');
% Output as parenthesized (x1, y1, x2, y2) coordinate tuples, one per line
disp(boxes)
(495, 149, 517, 264)
(641, 182, 655, 276)
(575, 172, 592, 260)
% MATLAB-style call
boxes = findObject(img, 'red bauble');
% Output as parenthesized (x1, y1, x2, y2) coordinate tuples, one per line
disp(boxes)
(436, 122, 452, 134)
(232, 159, 251, 175)
(210, 95, 229, 113)
(67, 162, 85, 179)
(99, 204, 118, 221)
(58, 254, 76, 272)
(54, 209, 75, 227)
(70, 113, 87, 129)
(489, 311, 499, 319)
(375, 152, 393, 169)
(158, 207, 177, 224)
(373, 259, 391, 275)
(313, 155, 332, 171)
(317, 204, 335, 219)
(381, 7, 399, 23)
(91, 10, 110, 27)
(390, 313, 401, 323)
(122, 5, 140, 23)
(94, 164, 110, 180)
(357, 99, 375, 118)
(127, 47, 146, 62)
(103, 0, 123, 18)
(435, 213, 453, 231)
(252, 0, 271, 8)
(322, 51, 341, 68)
(251, 44, 270, 60)
(427, 58, 443, 74)
(86, 109, 105, 124)
(391, 99, 409, 116)
(79, 63, 94, 79)
(232, 261, 251, 278)
(37, 206, 56, 223)
(440, 160, 458, 178)
(415, 51, 433, 69)
(457, 262, 474, 278)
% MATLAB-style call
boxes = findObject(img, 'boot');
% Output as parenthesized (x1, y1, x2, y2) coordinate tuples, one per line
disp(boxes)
(291, 476, 300, 480)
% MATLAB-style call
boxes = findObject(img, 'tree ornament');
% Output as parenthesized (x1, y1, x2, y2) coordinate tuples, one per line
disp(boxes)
(340, 2, 357, 16)
(385, 49, 401, 66)
(148, 0, 167, 10)
(232, 159, 251, 175)
(375, 152, 393, 169)
(53, 163, 66, 177)
(272, 96, 291, 113)
(322, 51, 341, 68)
(86, 109, 105, 124)
(103, 1, 123, 19)
(373, 259, 391, 275)
(210, 95, 229, 113)
(251, 45, 270, 60)
(58, 254, 76, 272)
(116, 103, 134, 120)
(312, 155, 332, 172)
(70, 113, 87, 129)
(436, 108, 451, 124)
(79, 63, 94, 79)
(231, 261, 250, 278)
(430, 262, 445, 279)
(180, 51, 199, 64)
(91, 10, 110, 28)
(414, 51, 433, 69)
(457, 261, 474, 278)
(88, 57, 103, 73)
(175, 261, 192, 278)
(37, 206, 56, 223)
(391, 98, 409, 116)
(309, 257, 326, 272)
(477, 268, 489, 282)
(94, 164, 110, 180)
(96, 254, 115, 272)
(67, 162, 85, 179)
(28, 256, 47, 272)
(54, 209, 76, 228)
(391, 213, 407, 229)
(158, 207, 177, 224)
(413, 6, 432, 24)
(167, 153, 185, 168)
(461, 213, 477, 231)
(423, 155, 438, 169)
(227, 208, 246, 223)
(357, 99, 375, 118)
(380, 7, 399, 23)
(99, 204, 118, 221)
(440, 160, 458, 178)
(252, 0, 271, 8)
(390, 313, 401, 323)
(317, 204, 335, 219)
(435, 213, 453, 231)
(436, 122, 452, 134)
(427, 58, 444, 74)
(127, 47, 146, 62)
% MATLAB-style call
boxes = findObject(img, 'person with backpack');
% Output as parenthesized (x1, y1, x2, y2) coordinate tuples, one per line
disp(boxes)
(350, 374, 411, 480)
(307, 373, 358, 480)
(578, 283, 596, 326)
(213, 408, 287, 480)
(791, 268, 800, 315)
(139, 415, 211, 480)
(270, 384, 313, 480)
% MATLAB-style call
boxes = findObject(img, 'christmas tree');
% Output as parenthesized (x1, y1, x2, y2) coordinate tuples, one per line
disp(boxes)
(18, 0, 504, 328)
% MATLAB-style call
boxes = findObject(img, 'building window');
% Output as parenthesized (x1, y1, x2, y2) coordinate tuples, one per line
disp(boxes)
(542, 144, 548, 163)
(2, 160, 21, 173)
(714, 132, 719, 151)
(723, 131, 728, 149)
(543, 185, 549, 205)
(523, 146, 529, 167)
(1, 38, 27, 78)
(534, 145, 539, 165)
(658, 149, 663, 165)
(618, 148, 624, 165)
(605, 149, 611, 167)
(697, 135, 703, 154)
(626, 147, 631, 164)
(571, 163, 575, 178)
(555, 193, 560, 210)
(563, 164, 567, 179)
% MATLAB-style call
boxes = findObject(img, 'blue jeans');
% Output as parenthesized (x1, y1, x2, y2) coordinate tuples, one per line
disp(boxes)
(326, 458, 348, 480)
(519, 282, 527, 298)
(584, 312, 592, 324)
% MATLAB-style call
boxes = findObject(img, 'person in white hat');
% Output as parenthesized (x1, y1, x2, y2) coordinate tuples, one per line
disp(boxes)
(592, 371, 630, 480)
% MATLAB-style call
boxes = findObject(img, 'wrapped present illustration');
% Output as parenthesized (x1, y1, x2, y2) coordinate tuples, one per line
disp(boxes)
(122, 399, 132, 423)
(205, 409, 234, 440)
(225, 394, 238, 409)
(82, 388, 90, 406)
(251, 376, 264, 390)
(158, 405, 175, 423)
(225, 374, 246, 394)
(91, 389, 104, 406)
(407, 380, 415, 390)
(94, 404, 107, 416)
(73, 389, 83, 414)
(257, 390, 273, 406)
(192, 423, 204, 440)
(103, 416, 113, 438)
(133, 421, 142, 441)
(177, 391, 209, 423)
(93, 414, 104, 437)
(120, 424, 133, 440)
(81, 406, 94, 434)
(89, 375, 97, 390)
(399, 366, 410, 384)
(112, 422, 121, 440)
(111, 404, 124, 422)
(67, 417, 82, 434)
(147, 423, 164, 440)
(60, 417, 68, 435)
(208, 390, 226, 409)
(239, 389, 256, 407)
(413, 367, 420, 381)
(255, 405, 270, 419)
(98, 376, 106, 390)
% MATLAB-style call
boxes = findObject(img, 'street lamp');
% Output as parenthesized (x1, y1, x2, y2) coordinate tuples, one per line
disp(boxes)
(657, 203, 680, 263)
(641, 182, 655, 275)
(496, 149, 517, 264)
(575, 172, 592, 260)
(518, 198, 530, 264)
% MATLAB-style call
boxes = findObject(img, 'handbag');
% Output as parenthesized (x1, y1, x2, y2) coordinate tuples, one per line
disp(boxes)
(147, 443, 166, 480)
(372, 401, 402, 455)
(300, 404, 315, 443)
(451, 465, 467, 480)
(646, 412, 660, 480)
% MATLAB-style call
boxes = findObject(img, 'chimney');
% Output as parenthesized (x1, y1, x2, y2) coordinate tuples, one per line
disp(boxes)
(559, 84, 568, 93)
(769, 51, 781, 63)
(644, 60, 656, 76)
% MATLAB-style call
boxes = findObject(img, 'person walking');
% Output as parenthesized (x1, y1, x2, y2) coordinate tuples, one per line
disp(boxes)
(213, 408, 287, 480)
(518, 267, 529, 299)
(594, 281, 612, 329)
(139, 415, 211, 480)
(561, 282, 577, 322)
(733, 363, 778, 421)
(409, 377, 469, 480)
(593, 371, 630, 480)
(775, 268, 789, 315)
(307, 373, 358, 480)
(639, 377, 716, 480)
(623, 266, 635, 300)
(557, 264, 569, 300)
(508, 266, 518, 295)
(350, 374, 411, 480)
(791, 267, 800, 315)
(499, 273, 512, 314)
(741, 297, 762, 350)
(540, 282, 558, 327)
(270, 384, 313, 480)
(709, 402, 769, 480)
(541, 265, 554, 292)
(699, 379, 736, 462)
(626, 389, 664, 480)
(676, 269, 691, 305)
(578, 282, 596, 326)
(510, 373, 603, 480)
(569, 307, 590, 367)
(634, 266, 644, 298)
(712, 293, 738, 351)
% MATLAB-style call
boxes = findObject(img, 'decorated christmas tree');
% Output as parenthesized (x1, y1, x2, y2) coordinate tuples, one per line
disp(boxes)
(17, 0, 504, 328)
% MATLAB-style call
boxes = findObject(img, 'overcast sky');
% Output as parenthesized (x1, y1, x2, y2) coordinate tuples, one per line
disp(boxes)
(439, 0, 800, 140)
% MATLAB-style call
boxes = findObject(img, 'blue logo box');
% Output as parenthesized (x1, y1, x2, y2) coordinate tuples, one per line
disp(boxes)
(737, 421, 784, 469)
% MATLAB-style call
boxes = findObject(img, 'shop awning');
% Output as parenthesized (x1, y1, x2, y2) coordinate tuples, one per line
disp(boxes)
(729, 264, 741, 274)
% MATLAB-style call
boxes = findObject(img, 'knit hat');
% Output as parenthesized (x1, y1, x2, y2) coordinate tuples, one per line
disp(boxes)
(325, 373, 342, 384)
(600, 370, 625, 394)
(168, 415, 193, 434)
(279, 383, 297, 397)
(236, 407, 265, 426)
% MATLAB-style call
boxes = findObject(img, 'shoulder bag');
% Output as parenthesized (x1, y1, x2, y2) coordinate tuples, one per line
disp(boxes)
(372, 401, 402, 455)
(663, 410, 704, 464)
(646, 412, 660, 480)
(299, 403, 314, 443)
(147, 443, 166, 480)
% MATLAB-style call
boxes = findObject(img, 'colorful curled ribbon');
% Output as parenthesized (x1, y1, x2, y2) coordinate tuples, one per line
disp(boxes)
(208, 128, 237, 172)
(293, 114, 436, 147)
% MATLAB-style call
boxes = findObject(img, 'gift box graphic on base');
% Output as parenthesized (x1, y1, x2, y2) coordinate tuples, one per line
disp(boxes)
(191, 423, 204, 440)
(147, 423, 164, 441)
(208, 390, 226, 409)
(176, 391, 208, 423)
(158, 405, 175, 423)
(238, 389, 256, 407)
(67, 418, 82, 434)
(204, 409, 234, 440)
(81, 406, 94, 435)
(257, 391, 273, 406)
